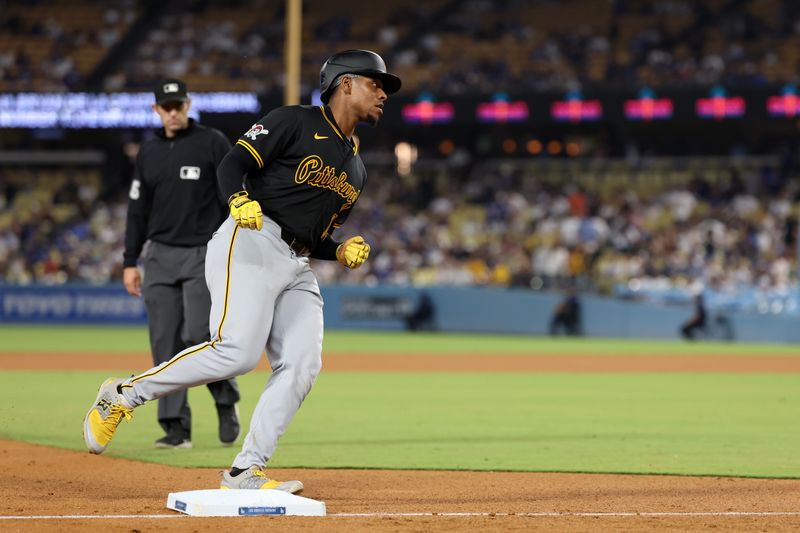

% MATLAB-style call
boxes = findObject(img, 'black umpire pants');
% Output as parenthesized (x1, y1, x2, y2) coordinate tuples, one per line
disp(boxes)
(142, 241, 240, 437)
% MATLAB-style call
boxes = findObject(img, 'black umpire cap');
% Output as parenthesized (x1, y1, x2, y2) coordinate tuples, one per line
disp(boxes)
(154, 78, 189, 105)
(319, 49, 401, 104)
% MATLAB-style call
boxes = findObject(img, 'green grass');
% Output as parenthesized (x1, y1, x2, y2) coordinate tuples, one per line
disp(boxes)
(0, 325, 798, 478)
(0, 370, 798, 478)
(2, 325, 799, 355)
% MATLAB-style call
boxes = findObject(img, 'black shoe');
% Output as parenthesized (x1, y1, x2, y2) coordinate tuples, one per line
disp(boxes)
(154, 423, 192, 449)
(216, 404, 240, 446)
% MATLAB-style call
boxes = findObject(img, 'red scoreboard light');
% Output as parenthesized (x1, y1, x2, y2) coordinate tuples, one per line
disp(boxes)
(695, 87, 745, 119)
(402, 97, 454, 124)
(767, 85, 800, 117)
(476, 95, 529, 123)
(624, 89, 673, 121)
(551, 91, 602, 122)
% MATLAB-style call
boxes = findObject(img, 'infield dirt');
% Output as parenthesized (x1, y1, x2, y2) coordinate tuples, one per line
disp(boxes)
(2, 351, 799, 372)
(2, 439, 800, 532)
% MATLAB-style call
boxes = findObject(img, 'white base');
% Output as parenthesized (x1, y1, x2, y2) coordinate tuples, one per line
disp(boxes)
(166, 489, 326, 517)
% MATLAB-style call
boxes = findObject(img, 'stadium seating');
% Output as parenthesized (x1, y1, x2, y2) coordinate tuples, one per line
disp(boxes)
(102, 0, 441, 93)
(0, 0, 138, 92)
(2, 0, 799, 94)
(2, 0, 800, 317)
(2, 154, 793, 303)
(0, 166, 125, 285)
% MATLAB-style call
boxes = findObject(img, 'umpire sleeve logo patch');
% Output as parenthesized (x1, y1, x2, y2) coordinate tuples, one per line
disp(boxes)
(180, 166, 201, 180)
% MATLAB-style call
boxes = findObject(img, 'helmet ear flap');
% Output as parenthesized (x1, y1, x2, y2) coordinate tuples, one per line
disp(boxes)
(320, 61, 347, 104)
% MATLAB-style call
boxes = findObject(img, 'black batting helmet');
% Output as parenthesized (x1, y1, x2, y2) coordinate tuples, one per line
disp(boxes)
(319, 49, 401, 104)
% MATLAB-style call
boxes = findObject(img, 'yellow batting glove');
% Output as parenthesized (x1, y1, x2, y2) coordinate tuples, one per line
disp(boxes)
(228, 191, 263, 231)
(336, 235, 370, 269)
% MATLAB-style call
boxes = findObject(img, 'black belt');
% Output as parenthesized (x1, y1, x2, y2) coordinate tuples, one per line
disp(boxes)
(280, 229, 310, 256)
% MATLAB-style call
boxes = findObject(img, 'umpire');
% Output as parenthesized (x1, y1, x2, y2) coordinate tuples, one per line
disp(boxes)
(122, 78, 240, 449)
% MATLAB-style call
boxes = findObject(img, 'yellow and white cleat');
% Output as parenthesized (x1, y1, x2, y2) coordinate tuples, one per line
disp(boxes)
(83, 377, 134, 454)
(220, 466, 303, 493)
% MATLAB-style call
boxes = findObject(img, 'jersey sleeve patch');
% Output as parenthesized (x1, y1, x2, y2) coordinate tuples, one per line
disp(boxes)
(244, 123, 269, 140)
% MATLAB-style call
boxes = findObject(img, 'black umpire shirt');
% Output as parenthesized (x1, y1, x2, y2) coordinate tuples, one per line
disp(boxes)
(217, 105, 367, 260)
(123, 119, 231, 267)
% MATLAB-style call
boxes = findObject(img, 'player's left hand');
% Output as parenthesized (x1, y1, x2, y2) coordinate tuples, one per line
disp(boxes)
(336, 236, 370, 269)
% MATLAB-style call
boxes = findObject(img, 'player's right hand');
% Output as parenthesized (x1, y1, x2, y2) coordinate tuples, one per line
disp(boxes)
(336, 235, 371, 269)
(123, 267, 142, 297)
(228, 191, 263, 231)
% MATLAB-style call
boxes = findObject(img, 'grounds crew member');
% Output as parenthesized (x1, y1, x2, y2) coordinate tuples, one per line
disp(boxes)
(85, 50, 400, 492)
(122, 78, 240, 449)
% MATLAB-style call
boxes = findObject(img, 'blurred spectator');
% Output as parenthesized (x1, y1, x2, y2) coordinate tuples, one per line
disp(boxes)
(680, 285, 707, 340)
(404, 291, 436, 331)
(549, 288, 582, 336)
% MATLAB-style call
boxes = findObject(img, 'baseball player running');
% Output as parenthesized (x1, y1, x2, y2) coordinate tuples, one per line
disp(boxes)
(83, 49, 401, 492)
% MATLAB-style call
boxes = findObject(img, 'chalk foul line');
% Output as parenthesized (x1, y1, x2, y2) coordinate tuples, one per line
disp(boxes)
(1, 511, 800, 520)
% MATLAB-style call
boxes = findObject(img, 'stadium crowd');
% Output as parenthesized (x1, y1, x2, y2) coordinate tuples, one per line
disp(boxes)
(2, 157, 797, 298)
(0, 168, 126, 285)
(2, 0, 800, 94)
(2, 0, 800, 304)
(0, 0, 138, 92)
(312, 157, 798, 296)
(411, 0, 800, 94)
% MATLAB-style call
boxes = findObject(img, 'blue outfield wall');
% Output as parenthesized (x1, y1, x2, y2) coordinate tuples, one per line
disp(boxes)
(1, 284, 798, 343)
(324, 285, 800, 343)
(0, 284, 147, 324)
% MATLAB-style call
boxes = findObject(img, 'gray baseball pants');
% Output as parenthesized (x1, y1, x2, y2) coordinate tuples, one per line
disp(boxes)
(142, 241, 240, 436)
(121, 216, 323, 468)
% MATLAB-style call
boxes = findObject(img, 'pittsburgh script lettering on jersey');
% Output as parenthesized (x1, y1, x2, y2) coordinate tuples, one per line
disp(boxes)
(294, 155, 360, 207)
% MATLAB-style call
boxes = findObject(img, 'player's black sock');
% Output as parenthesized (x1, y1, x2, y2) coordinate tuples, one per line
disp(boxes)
(229, 467, 245, 477)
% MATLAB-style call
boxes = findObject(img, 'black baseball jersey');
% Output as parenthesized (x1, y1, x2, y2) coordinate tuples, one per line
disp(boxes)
(225, 105, 366, 255)
(123, 119, 231, 267)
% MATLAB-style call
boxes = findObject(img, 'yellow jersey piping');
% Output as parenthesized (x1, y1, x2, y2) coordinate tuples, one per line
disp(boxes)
(319, 106, 344, 141)
(319, 106, 359, 155)
(237, 139, 264, 168)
